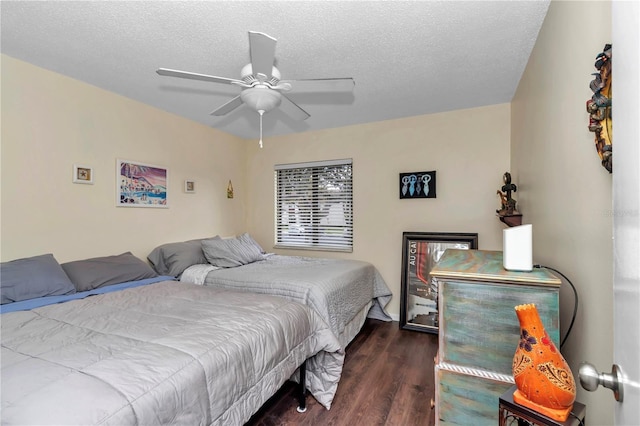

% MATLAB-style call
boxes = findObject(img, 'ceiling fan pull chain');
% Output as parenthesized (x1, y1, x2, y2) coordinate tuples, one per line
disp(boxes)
(259, 110, 264, 148)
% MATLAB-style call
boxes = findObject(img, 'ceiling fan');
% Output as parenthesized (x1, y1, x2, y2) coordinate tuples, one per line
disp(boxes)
(157, 31, 355, 147)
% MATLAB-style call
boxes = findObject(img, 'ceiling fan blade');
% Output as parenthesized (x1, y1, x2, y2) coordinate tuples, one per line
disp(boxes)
(249, 31, 277, 79)
(283, 78, 355, 93)
(210, 95, 244, 116)
(157, 68, 243, 85)
(279, 95, 310, 121)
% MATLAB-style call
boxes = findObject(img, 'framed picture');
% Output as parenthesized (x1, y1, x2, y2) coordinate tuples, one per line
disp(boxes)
(399, 171, 436, 199)
(116, 159, 168, 208)
(73, 164, 93, 184)
(184, 180, 195, 193)
(400, 232, 478, 333)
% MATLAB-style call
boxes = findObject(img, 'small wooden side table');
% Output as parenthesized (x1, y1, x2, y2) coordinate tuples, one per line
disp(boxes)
(499, 385, 586, 426)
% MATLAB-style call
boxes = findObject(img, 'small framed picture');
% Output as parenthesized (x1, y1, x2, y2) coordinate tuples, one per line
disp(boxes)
(399, 171, 436, 199)
(184, 180, 195, 193)
(73, 164, 94, 184)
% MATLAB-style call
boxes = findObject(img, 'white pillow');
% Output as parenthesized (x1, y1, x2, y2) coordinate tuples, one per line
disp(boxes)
(180, 264, 219, 285)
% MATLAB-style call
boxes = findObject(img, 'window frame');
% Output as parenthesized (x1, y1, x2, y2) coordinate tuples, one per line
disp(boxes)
(274, 158, 353, 252)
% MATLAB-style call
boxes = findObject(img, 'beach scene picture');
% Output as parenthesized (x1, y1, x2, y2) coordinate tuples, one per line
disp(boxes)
(117, 159, 168, 208)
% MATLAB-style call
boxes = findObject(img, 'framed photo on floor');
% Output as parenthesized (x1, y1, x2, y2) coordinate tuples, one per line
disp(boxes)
(400, 232, 478, 333)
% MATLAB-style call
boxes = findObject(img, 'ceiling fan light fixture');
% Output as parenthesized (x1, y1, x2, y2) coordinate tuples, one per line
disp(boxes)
(157, 31, 354, 145)
(240, 86, 282, 113)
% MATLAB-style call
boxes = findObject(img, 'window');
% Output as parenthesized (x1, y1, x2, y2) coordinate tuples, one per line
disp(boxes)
(275, 159, 353, 252)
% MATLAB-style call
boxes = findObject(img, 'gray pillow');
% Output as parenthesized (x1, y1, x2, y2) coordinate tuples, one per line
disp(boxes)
(238, 233, 266, 254)
(62, 252, 158, 292)
(147, 237, 219, 277)
(201, 235, 265, 268)
(1, 253, 76, 304)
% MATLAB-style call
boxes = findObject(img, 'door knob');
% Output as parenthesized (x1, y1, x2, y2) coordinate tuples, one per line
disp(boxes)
(578, 362, 624, 402)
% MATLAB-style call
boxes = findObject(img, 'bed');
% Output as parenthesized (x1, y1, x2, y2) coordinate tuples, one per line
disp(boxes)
(1, 252, 344, 425)
(148, 234, 393, 348)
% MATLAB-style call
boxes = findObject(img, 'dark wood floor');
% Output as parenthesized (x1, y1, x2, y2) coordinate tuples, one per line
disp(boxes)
(246, 319, 438, 426)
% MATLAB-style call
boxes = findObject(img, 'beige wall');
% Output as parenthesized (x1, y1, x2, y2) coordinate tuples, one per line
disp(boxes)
(1, 55, 248, 263)
(245, 104, 511, 318)
(511, 1, 613, 423)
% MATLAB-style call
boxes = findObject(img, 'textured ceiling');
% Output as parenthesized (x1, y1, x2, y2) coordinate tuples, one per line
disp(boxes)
(1, 1, 550, 141)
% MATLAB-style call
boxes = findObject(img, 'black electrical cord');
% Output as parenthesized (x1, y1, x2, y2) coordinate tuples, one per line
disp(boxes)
(533, 264, 578, 350)
(570, 411, 586, 426)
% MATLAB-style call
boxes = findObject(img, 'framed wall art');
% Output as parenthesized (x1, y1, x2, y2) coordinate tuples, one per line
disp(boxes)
(116, 159, 168, 208)
(400, 231, 478, 333)
(72, 164, 93, 184)
(184, 180, 195, 193)
(399, 171, 436, 199)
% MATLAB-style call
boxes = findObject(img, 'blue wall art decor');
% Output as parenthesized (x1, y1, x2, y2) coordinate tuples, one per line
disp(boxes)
(399, 171, 436, 199)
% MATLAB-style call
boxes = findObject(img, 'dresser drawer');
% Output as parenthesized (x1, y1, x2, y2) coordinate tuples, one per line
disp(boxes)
(438, 279, 559, 376)
(436, 365, 513, 425)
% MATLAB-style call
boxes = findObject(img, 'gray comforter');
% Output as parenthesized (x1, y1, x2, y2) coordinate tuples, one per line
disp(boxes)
(203, 255, 392, 340)
(1, 281, 343, 425)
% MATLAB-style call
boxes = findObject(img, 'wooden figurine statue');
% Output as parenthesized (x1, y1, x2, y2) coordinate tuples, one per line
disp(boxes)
(497, 172, 517, 216)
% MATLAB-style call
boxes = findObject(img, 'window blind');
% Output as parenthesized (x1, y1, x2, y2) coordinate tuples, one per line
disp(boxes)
(274, 159, 353, 252)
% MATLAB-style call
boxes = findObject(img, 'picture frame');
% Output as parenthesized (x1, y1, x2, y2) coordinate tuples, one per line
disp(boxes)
(184, 180, 195, 193)
(72, 164, 93, 184)
(400, 231, 478, 333)
(116, 159, 168, 208)
(399, 170, 436, 199)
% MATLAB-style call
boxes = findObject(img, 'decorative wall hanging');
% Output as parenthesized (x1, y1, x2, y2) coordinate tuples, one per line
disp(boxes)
(399, 232, 478, 333)
(586, 43, 612, 173)
(399, 171, 436, 199)
(496, 171, 522, 227)
(116, 159, 168, 208)
(227, 180, 234, 199)
(72, 164, 93, 185)
(184, 180, 195, 193)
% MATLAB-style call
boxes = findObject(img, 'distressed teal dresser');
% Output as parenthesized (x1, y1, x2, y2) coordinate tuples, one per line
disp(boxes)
(430, 249, 561, 425)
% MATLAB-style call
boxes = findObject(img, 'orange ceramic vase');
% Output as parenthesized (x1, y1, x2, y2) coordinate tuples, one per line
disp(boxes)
(512, 303, 576, 422)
